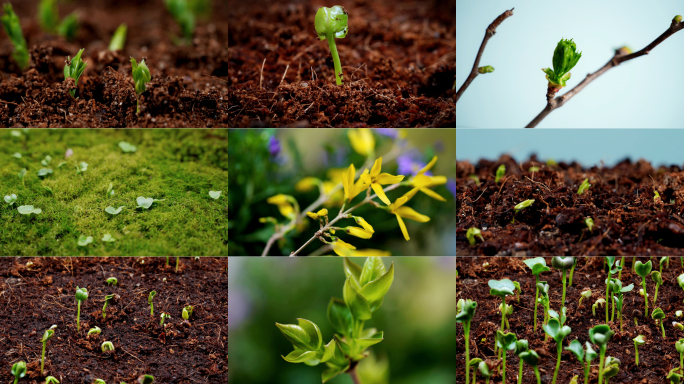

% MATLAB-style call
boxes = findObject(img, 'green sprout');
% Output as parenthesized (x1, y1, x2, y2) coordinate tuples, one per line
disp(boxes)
(75, 286, 88, 331)
(499, 302, 513, 329)
(75, 161, 88, 174)
(103, 294, 115, 319)
(537, 282, 551, 330)
(45, 377, 59, 384)
(109, 23, 127, 51)
(552, 257, 574, 307)
(542, 38, 582, 92)
(39, 328, 54, 375)
(64, 48, 88, 98)
(655, 190, 661, 202)
(160, 312, 170, 325)
(37, 0, 59, 32)
(94, 379, 106, 384)
(678, 274, 684, 303)
(543, 317, 572, 384)
(56, 12, 78, 41)
(105, 206, 125, 215)
(37, 168, 53, 178)
(77, 235, 93, 247)
(17, 205, 42, 215)
(652, 271, 663, 313)
(604, 257, 622, 323)
(495, 331, 517, 384)
(136, 196, 165, 210)
(514, 199, 534, 213)
(602, 356, 620, 384)
(478, 65, 494, 74)
(5, 194, 17, 206)
(635, 260, 653, 314)
(514, 340, 529, 384)
(106, 277, 118, 285)
(577, 178, 591, 194)
(592, 298, 605, 317)
(668, 368, 683, 384)
(676, 339, 684, 373)
(182, 305, 194, 320)
(209, 190, 222, 200)
(468, 358, 482, 384)
(584, 217, 594, 231)
(165, 0, 195, 43)
(589, 324, 614, 384)
(529, 166, 540, 172)
(1, 3, 29, 70)
(148, 291, 157, 315)
(523, 257, 550, 331)
(478, 360, 493, 384)
(578, 289, 591, 308)
(565, 339, 597, 384)
(11, 361, 26, 384)
(468, 174, 481, 186)
(131, 57, 151, 114)
(465, 227, 483, 246)
(633, 335, 645, 366)
(314, 5, 348, 85)
(101, 341, 115, 353)
(18, 168, 26, 186)
(137, 375, 155, 384)
(652, 308, 666, 338)
(456, 299, 477, 384)
(88, 326, 101, 335)
(495, 164, 505, 183)
(488, 279, 515, 334)
(675, 322, 684, 331)
(118, 141, 137, 153)
(609, 278, 633, 332)
(519, 350, 542, 384)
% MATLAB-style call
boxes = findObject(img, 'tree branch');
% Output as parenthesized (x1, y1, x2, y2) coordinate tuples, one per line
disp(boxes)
(526, 18, 684, 128)
(455, 8, 514, 103)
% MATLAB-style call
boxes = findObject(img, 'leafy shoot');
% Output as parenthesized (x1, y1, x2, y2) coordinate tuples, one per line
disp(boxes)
(88, 326, 101, 335)
(64, 48, 88, 98)
(17, 205, 42, 215)
(4, 194, 17, 206)
(495, 164, 505, 183)
(102, 234, 116, 243)
(131, 57, 151, 114)
(118, 141, 137, 153)
(106, 277, 118, 285)
(314, 5, 348, 85)
(105, 206, 125, 215)
(209, 190, 222, 199)
(77, 235, 93, 246)
(148, 291, 157, 315)
(109, 23, 127, 51)
(1, 3, 29, 70)
(466, 227, 483, 246)
(101, 341, 115, 352)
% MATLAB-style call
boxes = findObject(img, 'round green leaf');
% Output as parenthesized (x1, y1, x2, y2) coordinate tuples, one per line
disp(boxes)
(488, 278, 515, 297)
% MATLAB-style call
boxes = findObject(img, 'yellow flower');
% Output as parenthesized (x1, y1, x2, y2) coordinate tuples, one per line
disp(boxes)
(353, 216, 374, 233)
(342, 163, 370, 202)
(345, 226, 373, 239)
(348, 128, 375, 156)
(267, 194, 295, 218)
(306, 212, 318, 220)
(410, 156, 447, 201)
(331, 238, 356, 256)
(316, 208, 328, 217)
(322, 181, 344, 208)
(389, 189, 430, 241)
(360, 157, 404, 205)
(295, 177, 320, 192)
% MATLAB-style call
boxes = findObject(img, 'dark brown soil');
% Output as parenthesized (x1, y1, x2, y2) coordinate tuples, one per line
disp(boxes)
(457, 256, 684, 384)
(0, 0, 228, 127)
(0, 257, 227, 383)
(457, 155, 684, 256)
(227, 0, 455, 127)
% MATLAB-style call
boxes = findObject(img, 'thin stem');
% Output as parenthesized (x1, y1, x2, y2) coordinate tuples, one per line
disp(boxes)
(518, 360, 524, 384)
(597, 349, 605, 384)
(642, 279, 648, 314)
(653, 284, 660, 311)
(464, 322, 471, 384)
(605, 271, 611, 323)
(348, 365, 361, 384)
(660, 321, 666, 339)
(680, 352, 683, 374)
(502, 346, 507, 384)
(634, 343, 639, 366)
(618, 256, 624, 279)
(552, 343, 561, 384)
(569, 259, 577, 287)
(41, 342, 46, 375)
(77, 301, 81, 331)
(534, 366, 541, 384)
(533, 276, 539, 331)
(326, 32, 343, 85)
(583, 363, 589, 384)
(561, 269, 567, 307)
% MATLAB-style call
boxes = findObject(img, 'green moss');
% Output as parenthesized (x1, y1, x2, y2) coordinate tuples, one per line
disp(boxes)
(1, 129, 227, 256)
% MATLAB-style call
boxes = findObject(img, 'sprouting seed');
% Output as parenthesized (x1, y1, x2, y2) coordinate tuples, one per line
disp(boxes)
(11, 361, 26, 384)
(93, 380, 106, 384)
(45, 376, 59, 384)
(469, 175, 481, 186)
(101, 341, 115, 352)
(136, 197, 165, 210)
(514, 199, 535, 213)
(529, 166, 540, 172)
(102, 234, 116, 243)
(102, 294, 116, 319)
(314, 5, 348, 85)
(44, 186, 53, 194)
(495, 164, 506, 183)
(148, 291, 157, 316)
(182, 305, 194, 320)
(654, 190, 661, 202)
(131, 57, 151, 114)
(41, 155, 52, 166)
(88, 326, 101, 335)
(64, 48, 88, 98)
(75, 287, 88, 331)
(39, 329, 54, 375)
(209, 190, 222, 199)
(160, 312, 171, 325)
(138, 375, 155, 384)
(577, 178, 591, 194)
(108, 23, 127, 51)
(105, 206, 125, 215)
(106, 182, 114, 197)
(1, 3, 29, 70)
(37, 168, 53, 178)
(56, 12, 79, 41)
(585, 217, 594, 231)
(106, 277, 117, 285)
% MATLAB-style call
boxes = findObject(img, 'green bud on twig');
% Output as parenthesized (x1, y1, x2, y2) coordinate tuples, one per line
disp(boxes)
(478, 65, 494, 74)
(542, 38, 582, 90)
(674, 15, 682, 23)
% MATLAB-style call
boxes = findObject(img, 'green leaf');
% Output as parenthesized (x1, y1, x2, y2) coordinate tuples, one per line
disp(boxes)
(297, 318, 322, 350)
(314, 5, 348, 41)
(209, 190, 222, 199)
(17, 205, 42, 215)
(119, 141, 137, 153)
(565, 340, 584, 363)
(495, 330, 518, 350)
(320, 338, 336, 363)
(588, 324, 614, 347)
(635, 261, 653, 277)
(108, 23, 127, 51)
(282, 349, 317, 363)
(488, 278, 515, 298)
(275, 322, 311, 350)
(334, 334, 352, 356)
(105, 206, 125, 215)
(77, 235, 93, 246)
(327, 297, 353, 336)
(322, 367, 345, 383)
(102, 234, 116, 243)
(343, 277, 372, 321)
(359, 257, 386, 287)
(355, 331, 383, 350)
(343, 257, 362, 283)
(359, 262, 394, 309)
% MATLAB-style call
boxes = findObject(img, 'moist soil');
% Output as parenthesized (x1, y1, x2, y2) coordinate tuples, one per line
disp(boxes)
(0, 0, 229, 127)
(457, 155, 684, 256)
(227, 0, 455, 127)
(457, 256, 684, 384)
(0, 257, 228, 383)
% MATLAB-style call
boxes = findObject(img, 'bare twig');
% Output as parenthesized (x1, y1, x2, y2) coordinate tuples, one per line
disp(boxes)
(278, 64, 289, 87)
(455, 8, 514, 103)
(526, 18, 684, 128)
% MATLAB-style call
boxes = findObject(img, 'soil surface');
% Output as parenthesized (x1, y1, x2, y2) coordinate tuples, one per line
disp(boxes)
(0, 257, 228, 383)
(457, 256, 684, 384)
(457, 155, 684, 256)
(227, 0, 455, 127)
(0, 0, 228, 127)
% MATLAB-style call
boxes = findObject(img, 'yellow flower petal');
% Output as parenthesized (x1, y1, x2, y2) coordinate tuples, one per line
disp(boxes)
(417, 156, 438, 175)
(354, 216, 374, 233)
(420, 187, 446, 202)
(307, 212, 318, 220)
(370, 157, 382, 177)
(346, 226, 373, 239)
(375, 173, 404, 185)
(332, 238, 357, 256)
(267, 194, 290, 205)
(395, 214, 410, 241)
(343, 163, 355, 201)
(276, 203, 294, 218)
(317, 208, 328, 216)
(347, 249, 391, 256)
(389, 196, 408, 211)
(371, 183, 391, 205)
(395, 206, 430, 222)
(411, 174, 433, 188)
(348, 128, 375, 156)
(427, 175, 447, 186)
(295, 177, 319, 192)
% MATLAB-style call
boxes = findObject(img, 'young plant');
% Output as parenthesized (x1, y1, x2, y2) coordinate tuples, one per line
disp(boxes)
(457, 299, 477, 384)
(668, 368, 683, 384)
(676, 339, 684, 373)
(37, 168, 53, 178)
(604, 257, 622, 323)
(495, 330, 517, 384)
(164, 0, 195, 43)
(64, 48, 87, 98)
(11, 361, 26, 384)
(106, 277, 117, 285)
(514, 340, 529, 384)
(75, 161, 88, 174)
(209, 190, 222, 200)
(465, 227, 483, 246)
(511, 199, 535, 223)
(488, 279, 515, 334)
(119, 141, 137, 153)
(519, 350, 542, 384)
(537, 282, 551, 329)
(314, 6, 348, 85)
(276, 257, 394, 383)
(18, 168, 26, 186)
(5, 194, 17, 206)
(78, 235, 93, 247)
(131, 57, 151, 114)
(552, 257, 574, 307)
(102, 294, 115, 319)
(653, 308, 666, 338)
(101, 341, 115, 352)
(45, 377, 59, 384)
(652, 271, 663, 313)
(468, 358, 483, 384)
(578, 289, 592, 308)
(602, 356, 620, 384)
(102, 234, 116, 243)
(633, 335, 645, 366)
(93, 380, 105, 384)
(577, 178, 591, 194)
(39, 329, 54, 375)
(109, 23, 127, 51)
(495, 164, 506, 183)
(478, 361, 493, 384)
(523, 257, 550, 331)
(138, 375, 155, 384)
(105, 206, 125, 215)
(568, 257, 578, 286)
(565, 339, 597, 384)
(182, 305, 194, 320)
(543, 317, 572, 384)
(136, 196, 165, 210)
(610, 279, 634, 332)
(148, 291, 157, 316)
(18, 205, 42, 215)
(499, 302, 513, 329)
(160, 312, 170, 325)
(592, 298, 605, 317)
(75, 286, 88, 331)
(589, 324, 614, 384)
(88, 326, 101, 336)
(1, 4, 29, 70)
(542, 38, 582, 93)
(635, 260, 653, 314)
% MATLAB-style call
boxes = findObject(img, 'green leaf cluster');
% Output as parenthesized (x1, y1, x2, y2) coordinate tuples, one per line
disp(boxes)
(37, 0, 79, 40)
(542, 38, 582, 88)
(131, 58, 151, 95)
(1, 3, 29, 70)
(276, 257, 394, 383)
(63, 48, 87, 98)
(164, 0, 196, 42)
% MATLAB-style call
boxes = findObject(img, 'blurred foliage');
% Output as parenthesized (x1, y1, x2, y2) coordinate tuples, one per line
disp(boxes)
(228, 257, 456, 384)
(228, 129, 456, 256)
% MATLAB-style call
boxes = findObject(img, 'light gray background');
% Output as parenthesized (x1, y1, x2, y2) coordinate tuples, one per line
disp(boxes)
(456, 0, 684, 128)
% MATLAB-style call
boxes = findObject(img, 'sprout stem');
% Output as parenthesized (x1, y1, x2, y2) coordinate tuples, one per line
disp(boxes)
(597, 347, 605, 384)
(464, 321, 471, 384)
(568, 259, 577, 286)
(326, 31, 343, 85)
(533, 276, 540, 331)
(561, 269, 567, 307)
(552, 342, 561, 384)
(41, 341, 47, 375)
(77, 301, 81, 331)
(502, 344, 507, 384)
(518, 359, 524, 384)
(634, 342, 639, 365)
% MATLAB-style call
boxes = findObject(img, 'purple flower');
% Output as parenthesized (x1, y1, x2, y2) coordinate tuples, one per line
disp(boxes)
(267, 136, 281, 157)
(446, 179, 456, 198)
(397, 150, 432, 176)
(374, 128, 398, 138)
(65, 148, 73, 158)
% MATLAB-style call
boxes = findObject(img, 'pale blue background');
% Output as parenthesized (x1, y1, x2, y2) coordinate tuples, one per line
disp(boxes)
(456, 0, 684, 128)
(456, 129, 684, 167)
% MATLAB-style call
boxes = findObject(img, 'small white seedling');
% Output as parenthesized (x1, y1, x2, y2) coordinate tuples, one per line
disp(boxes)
(119, 141, 137, 153)
(136, 196, 165, 209)
(105, 206, 125, 215)
(78, 235, 93, 246)
(11, 130, 21, 137)
(57, 162, 67, 168)
(17, 205, 42, 215)
(37, 168, 53, 178)
(102, 234, 116, 243)
(12, 152, 21, 158)
(209, 191, 222, 200)
(4, 194, 17, 205)
(41, 155, 52, 166)
(106, 182, 115, 196)
(76, 162, 88, 174)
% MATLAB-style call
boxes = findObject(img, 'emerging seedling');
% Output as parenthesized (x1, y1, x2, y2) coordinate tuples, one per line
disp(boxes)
(543, 317, 572, 384)
(131, 57, 151, 114)
(635, 260, 653, 314)
(101, 341, 115, 352)
(592, 298, 605, 317)
(39, 329, 54, 375)
(537, 282, 551, 330)
(519, 350, 542, 384)
(102, 234, 116, 243)
(45, 377, 59, 384)
(495, 331, 517, 384)
(566, 339, 597, 384)
(160, 312, 170, 325)
(1, 4, 29, 70)
(75, 161, 88, 174)
(4, 194, 17, 206)
(57, 13, 78, 40)
(78, 235, 93, 247)
(164, 0, 195, 43)
(109, 23, 127, 51)
(456, 299, 477, 384)
(138, 375, 155, 384)
(18, 168, 26, 186)
(577, 178, 591, 194)
(578, 289, 592, 308)
(523, 257, 550, 331)
(136, 196, 165, 210)
(513, 340, 528, 384)
(37, 168, 53, 178)
(11, 361, 26, 384)
(514, 199, 534, 213)
(119, 141, 137, 153)
(182, 305, 194, 320)
(468, 358, 483, 384)
(102, 294, 116, 319)
(314, 5, 348, 85)
(668, 368, 683, 384)
(633, 335, 645, 366)
(75, 286, 88, 331)
(602, 356, 620, 384)
(542, 38, 582, 93)
(17, 205, 42, 215)
(148, 291, 157, 316)
(653, 308, 666, 338)
(604, 257, 622, 323)
(552, 257, 575, 307)
(93, 380, 105, 384)
(584, 217, 594, 231)
(478, 360, 493, 384)
(105, 206, 125, 215)
(495, 164, 506, 183)
(465, 227, 484, 246)
(209, 190, 222, 199)
(610, 278, 633, 332)
(589, 324, 614, 384)
(88, 326, 101, 335)
(652, 271, 663, 314)
(64, 49, 87, 98)
(106, 182, 114, 197)
(106, 277, 118, 285)
(677, 339, 684, 373)
(488, 279, 515, 334)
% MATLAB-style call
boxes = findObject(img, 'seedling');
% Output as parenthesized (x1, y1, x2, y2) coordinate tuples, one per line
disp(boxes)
(635, 260, 653, 314)
(523, 257, 550, 331)
(17, 205, 42, 215)
(78, 235, 93, 246)
(109, 24, 127, 51)
(488, 279, 515, 334)
(465, 227, 483, 246)
(37, 168, 53, 178)
(136, 196, 165, 210)
(495, 164, 506, 183)
(1, 4, 29, 70)
(314, 5, 348, 85)
(514, 340, 529, 384)
(519, 350, 542, 384)
(101, 341, 115, 352)
(75, 162, 88, 174)
(675, 322, 684, 331)
(589, 324, 614, 384)
(102, 294, 115, 318)
(11, 361, 26, 384)
(577, 178, 591, 194)
(633, 335, 645, 366)
(578, 289, 591, 308)
(45, 377, 59, 384)
(602, 356, 620, 384)
(12, 152, 21, 158)
(655, 190, 661, 202)
(565, 340, 597, 384)
(543, 318, 571, 384)
(119, 141, 137, 153)
(57, 13, 78, 40)
(106, 277, 118, 285)
(209, 190, 222, 199)
(41, 155, 52, 166)
(148, 291, 157, 315)
(542, 38, 582, 93)
(604, 257, 622, 323)
(469, 174, 481, 185)
(105, 206, 125, 215)
(552, 257, 575, 306)
(39, 329, 54, 375)
(610, 278, 633, 332)
(182, 305, 194, 320)
(499, 302, 513, 329)
(495, 331, 517, 384)
(18, 168, 26, 186)
(456, 299, 477, 384)
(668, 368, 683, 384)
(4, 194, 17, 206)
(478, 361, 493, 384)
(93, 380, 106, 384)
(468, 358, 483, 384)
(102, 234, 116, 243)
(514, 199, 534, 213)
(676, 339, 684, 373)
(568, 257, 578, 286)
(165, 0, 195, 43)
(107, 182, 114, 197)
(138, 375, 155, 384)
(160, 312, 170, 325)
(75, 286, 88, 331)
(537, 282, 551, 329)
(131, 57, 151, 114)
(653, 308, 666, 338)
(88, 326, 101, 335)
(584, 217, 594, 231)
(64, 49, 87, 98)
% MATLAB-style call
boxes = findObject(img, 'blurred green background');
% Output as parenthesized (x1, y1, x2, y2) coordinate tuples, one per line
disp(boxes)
(228, 257, 456, 384)
(228, 129, 456, 256)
